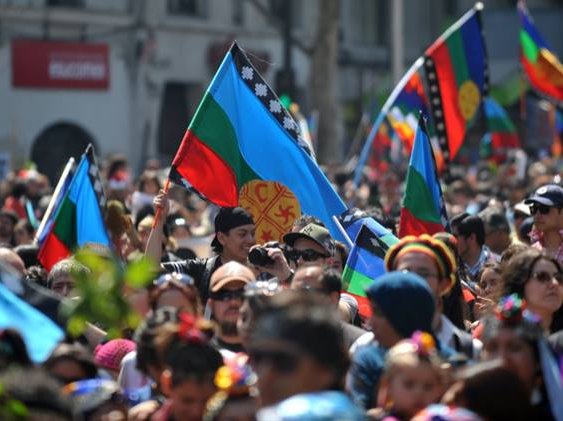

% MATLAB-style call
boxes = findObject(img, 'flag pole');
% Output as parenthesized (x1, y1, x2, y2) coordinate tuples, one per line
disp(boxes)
(331, 215, 354, 249)
(34, 157, 75, 245)
(353, 56, 425, 186)
(152, 178, 171, 229)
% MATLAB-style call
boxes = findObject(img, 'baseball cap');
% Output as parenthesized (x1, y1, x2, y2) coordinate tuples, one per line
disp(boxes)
(209, 261, 255, 292)
(513, 201, 531, 217)
(524, 184, 563, 208)
(282, 223, 334, 257)
(211, 207, 255, 250)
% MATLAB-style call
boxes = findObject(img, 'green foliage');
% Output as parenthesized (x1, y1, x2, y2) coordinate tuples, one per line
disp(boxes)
(63, 248, 157, 339)
(0, 384, 28, 420)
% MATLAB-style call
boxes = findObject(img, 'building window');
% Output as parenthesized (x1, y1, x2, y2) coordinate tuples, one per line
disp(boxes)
(47, 0, 83, 7)
(168, 0, 207, 17)
(348, 0, 384, 46)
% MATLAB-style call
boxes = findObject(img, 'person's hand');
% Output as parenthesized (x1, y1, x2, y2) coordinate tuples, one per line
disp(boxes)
(250, 246, 293, 282)
(474, 295, 495, 318)
(128, 400, 160, 421)
(153, 190, 170, 222)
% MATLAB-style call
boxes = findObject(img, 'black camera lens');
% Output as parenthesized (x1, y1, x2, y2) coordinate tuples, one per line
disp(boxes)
(248, 247, 275, 267)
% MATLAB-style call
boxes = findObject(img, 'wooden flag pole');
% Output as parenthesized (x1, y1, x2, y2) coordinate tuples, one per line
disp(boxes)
(151, 178, 171, 230)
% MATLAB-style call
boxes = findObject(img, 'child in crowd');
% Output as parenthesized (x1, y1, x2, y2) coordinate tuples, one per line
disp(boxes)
(369, 332, 446, 421)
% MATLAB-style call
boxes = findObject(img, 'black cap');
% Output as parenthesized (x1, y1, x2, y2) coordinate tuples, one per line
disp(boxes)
(524, 184, 563, 208)
(211, 207, 255, 249)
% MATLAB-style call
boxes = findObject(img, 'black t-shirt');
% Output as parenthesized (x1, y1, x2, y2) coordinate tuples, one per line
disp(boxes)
(161, 256, 222, 303)
(209, 335, 245, 354)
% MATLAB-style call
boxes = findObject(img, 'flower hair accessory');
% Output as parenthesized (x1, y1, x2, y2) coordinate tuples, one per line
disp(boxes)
(410, 331, 436, 357)
(214, 353, 256, 396)
(495, 294, 526, 325)
(177, 312, 210, 345)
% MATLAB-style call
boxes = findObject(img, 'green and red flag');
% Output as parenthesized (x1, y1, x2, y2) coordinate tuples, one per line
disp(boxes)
(518, 1, 563, 103)
(424, 3, 489, 164)
(38, 145, 110, 271)
(399, 115, 449, 237)
(483, 97, 520, 150)
(168, 42, 346, 239)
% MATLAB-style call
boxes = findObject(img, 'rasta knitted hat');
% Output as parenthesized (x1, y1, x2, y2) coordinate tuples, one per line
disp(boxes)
(384, 234, 457, 294)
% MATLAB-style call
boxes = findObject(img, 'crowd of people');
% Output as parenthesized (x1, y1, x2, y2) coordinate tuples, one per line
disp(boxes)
(0, 151, 561, 420)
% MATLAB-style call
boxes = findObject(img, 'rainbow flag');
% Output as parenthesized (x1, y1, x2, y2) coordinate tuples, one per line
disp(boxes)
(483, 97, 520, 150)
(367, 120, 395, 176)
(399, 115, 449, 237)
(518, 1, 563, 103)
(424, 4, 488, 163)
(387, 71, 431, 153)
(169, 42, 346, 239)
(354, 57, 426, 185)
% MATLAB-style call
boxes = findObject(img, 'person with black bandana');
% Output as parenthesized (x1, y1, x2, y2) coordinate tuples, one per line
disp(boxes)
(145, 190, 256, 303)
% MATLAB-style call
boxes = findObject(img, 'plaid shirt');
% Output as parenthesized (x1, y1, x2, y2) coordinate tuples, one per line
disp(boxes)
(530, 228, 563, 266)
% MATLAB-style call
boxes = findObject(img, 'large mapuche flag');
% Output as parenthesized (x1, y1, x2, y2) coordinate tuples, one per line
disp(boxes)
(424, 3, 489, 164)
(38, 145, 110, 271)
(169, 42, 346, 238)
(517, 1, 563, 103)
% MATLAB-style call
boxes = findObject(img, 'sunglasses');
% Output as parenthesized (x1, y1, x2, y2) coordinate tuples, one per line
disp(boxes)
(248, 348, 301, 372)
(209, 288, 245, 301)
(531, 271, 563, 285)
(286, 248, 327, 262)
(154, 272, 194, 287)
(529, 204, 552, 215)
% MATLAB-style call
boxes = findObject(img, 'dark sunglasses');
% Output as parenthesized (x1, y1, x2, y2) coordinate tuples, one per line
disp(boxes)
(287, 248, 327, 262)
(248, 348, 301, 372)
(531, 271, 563, 284)
(154, 272, 194, 287)
(209, 288, 245, 301)
(529, 204, 552, 215)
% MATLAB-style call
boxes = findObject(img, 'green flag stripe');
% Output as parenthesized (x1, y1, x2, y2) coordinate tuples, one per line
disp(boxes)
(402, 167, 442, 224)
(520, 30, 539, 64)
(380, 233, 399, 247)
(343, 267, 374, 297)
(52, 196, 77, 250)
(487, 116, 516, 133)
(189, 93, 260, 188)
(446, 30, 470, 87)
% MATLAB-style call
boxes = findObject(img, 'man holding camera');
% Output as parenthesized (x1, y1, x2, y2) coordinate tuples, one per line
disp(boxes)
(146, 190, 257, 302)
(247, 223, 336, 286)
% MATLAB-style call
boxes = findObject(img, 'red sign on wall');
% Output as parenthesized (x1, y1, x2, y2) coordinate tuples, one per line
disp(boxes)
(12, 40, 109, 90)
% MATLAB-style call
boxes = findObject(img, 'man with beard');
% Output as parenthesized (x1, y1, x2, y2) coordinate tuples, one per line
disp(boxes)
(207, 261, 254, 353)
(146, 190, 256, 303)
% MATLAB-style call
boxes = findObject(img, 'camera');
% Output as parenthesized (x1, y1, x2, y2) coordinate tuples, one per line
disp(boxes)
(248, 246, 275, 267)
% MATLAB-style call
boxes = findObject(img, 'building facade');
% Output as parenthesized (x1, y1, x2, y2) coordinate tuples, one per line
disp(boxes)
(0, 0, 561, 181)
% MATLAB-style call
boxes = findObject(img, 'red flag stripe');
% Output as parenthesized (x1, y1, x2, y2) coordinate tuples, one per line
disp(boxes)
(432, 45, 466, 159)
(173, 130, 239, 207)
(399, 207, 445, 238)
(38, 232, 71, 272)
